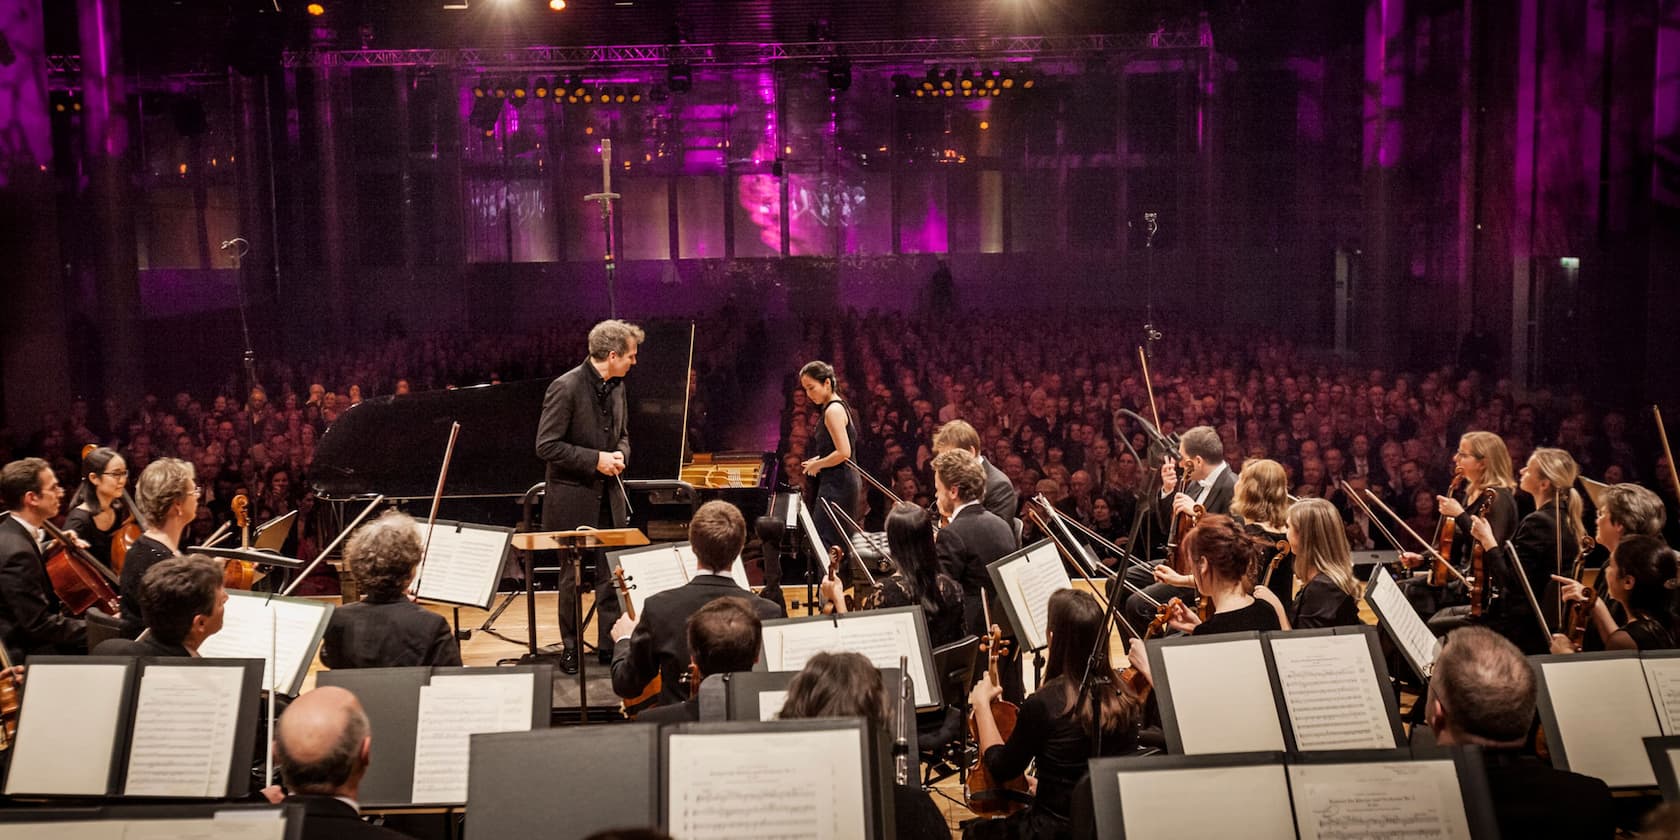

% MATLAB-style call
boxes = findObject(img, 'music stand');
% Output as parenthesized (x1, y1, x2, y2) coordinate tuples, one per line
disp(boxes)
(510, 527, 649, 723)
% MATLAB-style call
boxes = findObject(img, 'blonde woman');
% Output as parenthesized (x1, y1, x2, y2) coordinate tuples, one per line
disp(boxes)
(1400, 430, 1519, 620)
(1468, 447, 1585, 653)
(1286, 499, 1362, 628)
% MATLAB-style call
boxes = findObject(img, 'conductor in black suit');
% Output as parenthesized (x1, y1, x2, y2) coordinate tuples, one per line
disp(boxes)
(931, 449, 1025, 702)
(1425, 626, 1615, 839)
(0, 458, 87, 661)
(1121, 425, 1236, 635)
(275, 686, 408, 839)
(933, 419, 1020, 538)
(610, 500, 781, 709)
(536, 319, 643, 674)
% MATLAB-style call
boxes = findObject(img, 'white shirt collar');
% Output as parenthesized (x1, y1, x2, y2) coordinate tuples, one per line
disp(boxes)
(1194, 461, 1228, 505)
(334, 795, 361, 813)
(951, 500, 979, 519)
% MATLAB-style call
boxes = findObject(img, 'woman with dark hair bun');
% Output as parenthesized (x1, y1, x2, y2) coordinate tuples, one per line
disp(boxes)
(798, 360, 860, 555)
(1143, 514, 1282, 638)
(63, 446, 134, 570)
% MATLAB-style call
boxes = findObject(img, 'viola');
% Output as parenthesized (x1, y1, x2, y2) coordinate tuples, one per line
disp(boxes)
(1260, 539, 1291, 592)
(38, 519, 122, 618)
(1561, 584, 1598, 652)
(223, 495, 257, 591)
(611, 568, 662, 717)
(108, 490, 150, 575)
(965, 603, 1030, 816)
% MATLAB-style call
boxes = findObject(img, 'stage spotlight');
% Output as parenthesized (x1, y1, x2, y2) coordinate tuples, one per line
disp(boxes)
(923, 67, 937, 91)
(548, 0, 566, 9)
(984, 70, 998, 89)
(510, 78, 528, 106)
(1022, 76, 1034, 89)
(1001, 72, 1015, 89)
(493, 79, 508, 98)
(306, 3, 325, 15)
(569, 77, 586, 97)
(989, 88, 1001, 96)
(940, 69, 954, 90)
(629, 88, 643, 103)
(533, 77, 550, 99)
(582, 91, 593, 103)
(825, 55, 851, 92)
(667, 61, 692, 94)
(891, 74, 911, 98)
(472, 77, 487, 97)
(613, 87, 626, 104)
(960, 69, 973, 90)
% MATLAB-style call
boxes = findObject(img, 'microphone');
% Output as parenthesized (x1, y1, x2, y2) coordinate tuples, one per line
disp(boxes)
(219, 237, 249, 252)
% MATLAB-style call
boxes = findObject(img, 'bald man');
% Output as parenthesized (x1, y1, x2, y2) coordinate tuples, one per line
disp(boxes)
(275, 686, 406, 840)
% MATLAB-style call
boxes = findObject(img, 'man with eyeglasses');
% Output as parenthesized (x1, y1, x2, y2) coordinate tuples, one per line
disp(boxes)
(118, 458, 202, 639)
(0, 458, 88, 661)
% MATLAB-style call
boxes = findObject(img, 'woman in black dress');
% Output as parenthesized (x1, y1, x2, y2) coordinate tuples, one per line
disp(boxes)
(1550, 535, 1678, 653)
(119, 458, 200, 638)
(1401, 431, 1519, 618)
(1467, 447, 1585, 652)
(1284, 498, 1362, 629)
(968, 589, 1142, 840)
(1133, 514, 1282, 640)
(821, 502, 966, 648)
(798, 360, 859, 554)
(1230, 458, 1294, 603)
(63, 447, 134, 571)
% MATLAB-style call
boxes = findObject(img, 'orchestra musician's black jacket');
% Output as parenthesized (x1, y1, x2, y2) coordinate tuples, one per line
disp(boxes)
(1480, 748, 1615, 840)
(1155, 463, 1236, 528)
(935, 504, 1020, 637)
(285, 794, 410, 840)
(1481, 503, 1566, 654)
(535, 360, 631, 531)
(0, 514, 86, 661)
(980, 457, 1021, 534)
(320, 597, 462, 669)
(91, 635, 190, 657)
(611, 574, 780, 707)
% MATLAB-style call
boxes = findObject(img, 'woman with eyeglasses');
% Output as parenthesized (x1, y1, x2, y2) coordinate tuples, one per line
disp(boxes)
(63, 447, 135, 572)
(117, 458, 201, 639)
(1398, 430, 1519, 621)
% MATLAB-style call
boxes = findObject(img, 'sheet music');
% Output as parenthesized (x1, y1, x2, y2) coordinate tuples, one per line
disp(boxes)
(799, 500, 830, 560)
(1115, 764, 1295, 839)
(616, 549, 691, 617)
(1643, 658, 1680, 736)
(124, 666, 243, 797)
(413, 522, 509, 607)
(122, 816, 290, 840)
(410, 673, 534, 803)
(758, 690, 788, 721)
(769, 620, 843, 672)
(1270, 634, 1396, 750)
(1158, 639, 1286, 754)
(197, 592, 330, 693)
(4, 663, 128, 795)
(768, 612, 933, 706)
(1367, 568, 1438, 678)
(994, 543, 1072, 650)
(667, 729, 866, 839)
(1538, 657, 1660, 787)
(1289, 760, 1473, 840)
(0, 823, 118, 840)
(668, 544, 753, 592)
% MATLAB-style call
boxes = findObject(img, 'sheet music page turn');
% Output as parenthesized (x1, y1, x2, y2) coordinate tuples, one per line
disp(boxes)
(996, 545, 1070, 650)
(197, 593, 326, 693)
(1367, 569, 1438, 678)
(413, 524, 507, 606)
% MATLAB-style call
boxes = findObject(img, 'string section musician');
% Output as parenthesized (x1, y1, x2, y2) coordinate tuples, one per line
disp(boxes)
(0, 458, 87, 660)
(1120, 425, 1234, 635)
(536, 319, 642, 675)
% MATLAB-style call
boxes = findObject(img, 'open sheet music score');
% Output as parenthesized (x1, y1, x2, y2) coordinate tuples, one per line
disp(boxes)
(196, 591, 333, 695)
(0, 813, 291, 840)
(987, 540, 1074, 651)
(123, 665, 246, 797)
(1365, 566, 1440, 680)
(4, 661, 131, 796)
(1642, 653, 1680, 735)
(1115, 762, 1295, 839)
(1152, 636, 1287, 754)
(410, 672, 535, 804)
(1287, 759, 1475, 840)
(609, 542, 752, 616)
(1534, 652, 1665, 787)
(665, 725, 870, 840)
(760, 606, 937, 706)
(410, 519, 513, 609)
(1268, 632, 1398, 750)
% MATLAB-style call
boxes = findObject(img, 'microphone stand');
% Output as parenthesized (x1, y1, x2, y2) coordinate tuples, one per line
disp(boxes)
(220, 237, 260, 446)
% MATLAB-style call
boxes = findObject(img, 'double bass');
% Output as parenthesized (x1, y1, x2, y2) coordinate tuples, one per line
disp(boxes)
(964, 601, 1030, 816)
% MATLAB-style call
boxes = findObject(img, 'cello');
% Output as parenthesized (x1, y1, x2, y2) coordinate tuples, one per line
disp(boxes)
(964, 600, 1030, 816)
(222, 495, 258, 591)
(38, 518, 122, 618)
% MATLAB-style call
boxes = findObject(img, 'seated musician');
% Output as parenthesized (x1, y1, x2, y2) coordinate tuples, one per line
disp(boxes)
(1126, 515, 1281, 644)
(636, 597, 763, 724)
(821, 502, 966, 648)
(62, 446, 132, 571)
(933, 419, 1020, 531)
(1284, 498, 1362, 629)
(1550, 535, 1678, 653)
(779, 652, 949, 840)
(1398, 431, 1518, 623)
(0, 458, 87, 659)
(1583, 482, 1667, 645)
(320, 511, 461, 669)
(274, 686, 408, 839)
(1121, 425, 1235, 638)
(1425, 627, 1615, 839)
(968, 589, 1142, 840)
(1230, 458, 1294, 603)
(119, 458, 200, 639)
(92, 555, 226, 657)
(611, 501, 781, 709)
(1463, 448, 1585, 653)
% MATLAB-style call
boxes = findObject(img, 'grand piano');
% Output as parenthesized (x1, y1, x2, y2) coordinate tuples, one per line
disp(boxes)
(311, 322, 778, 559)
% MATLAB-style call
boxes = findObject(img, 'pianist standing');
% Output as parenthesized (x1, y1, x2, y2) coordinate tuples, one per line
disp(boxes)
(536, 319, 643, 675)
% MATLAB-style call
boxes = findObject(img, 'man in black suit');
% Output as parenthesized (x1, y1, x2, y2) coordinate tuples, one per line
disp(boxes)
(92, 555, 226, 658)
(0, 458, 87, 661)
(933, 420, 1020, 540)
(536, 319, 643, 674)
(637, 596, 764, 724)
(319, 511, 461, 669)
(930, 449, 1024, 702)
(1426, 627, 1616, 839)
(610, 501, 781, 709)
(1120, 425, 1237, 635)
(275, 686, 407, 839)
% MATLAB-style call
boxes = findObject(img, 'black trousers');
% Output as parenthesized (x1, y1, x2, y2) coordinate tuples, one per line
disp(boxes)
(555, 494, 623, 652)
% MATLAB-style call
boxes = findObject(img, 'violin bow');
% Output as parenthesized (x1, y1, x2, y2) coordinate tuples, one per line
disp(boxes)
(411, 421, 462, 599)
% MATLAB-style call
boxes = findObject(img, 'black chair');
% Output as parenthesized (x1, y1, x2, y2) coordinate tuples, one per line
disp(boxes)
(84, 608, 123, 653)
(918, 634, 980, 792)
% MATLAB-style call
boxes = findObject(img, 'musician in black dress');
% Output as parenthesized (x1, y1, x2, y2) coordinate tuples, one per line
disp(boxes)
(93, 556, 227, 658)
(62, 447, 132, 572)
(969, 589, 1141, 840)
(0, 458, 87, 660)
(536, 319, 642, 674)
(1127, 514, 1281, 641)
(798, 361, 859, 556)
(821, 502, 966, 647)
(1550, 535, 1678, 653)
(1284, 498, 1361, 629)
(119, 458, 199, 639)
(1229, 458, 1293, 603)
(321, 511, 461, 669)
(1465, 448, 1584, 653)
(1399, 431, 1518, 620)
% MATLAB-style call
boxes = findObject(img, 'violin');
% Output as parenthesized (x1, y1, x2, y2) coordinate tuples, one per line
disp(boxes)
(0, 646, 19, 751)
(1466, 541, 1486, 617)
(965, 605, 1029, 816)
(611, 568, 662, 717)
(1260, 539, 1291, 592)
(820, 546, 856, 614)
(39, 518, 122, 618)
(222, 495, 257, 591)
(1417, 471, 1469, 586)
(1560, 584, 1597, 652)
